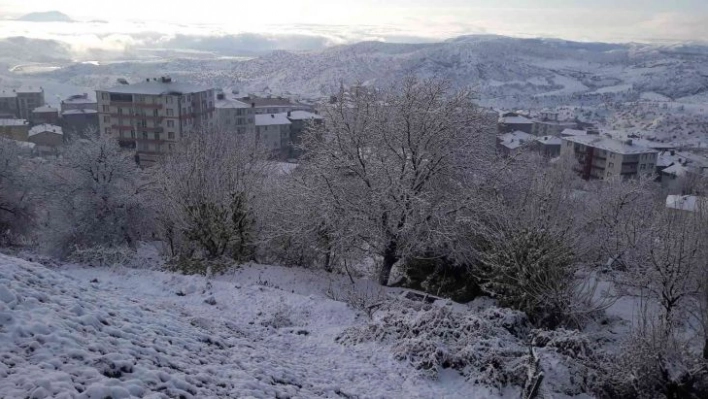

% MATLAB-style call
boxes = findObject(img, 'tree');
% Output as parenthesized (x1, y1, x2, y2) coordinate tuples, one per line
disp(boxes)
(299, 77, 495, 285)
(151, 130, 266, 262)
(0, 139, 36, 244)
(38, 134, 150, 256)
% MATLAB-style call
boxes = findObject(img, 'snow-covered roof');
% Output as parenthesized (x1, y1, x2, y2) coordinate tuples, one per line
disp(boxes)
(32, 105, 58, 113)
(17, 86, 43, 94)
(0, 118, 28, 126)
(562, 135, 657, 155)
(500, 115, 533, 124)
(661, 163, 692, 177)
(0, 90, 17, 98)
(498, 131, 534, 150)
(29, 124, 63, 137)
(560, 129, 588, 137)
(215, 98, 250, 109)
(535, 135, 562, 145)
(62, 94, 95, 104)
(103, 80, 212, 95)
(287, 110, 322, 121)
(0, 137, 35, 149)
(666, 195, 708, 213)
(255, 113, 291, 126)
(61, 109, 98, 115)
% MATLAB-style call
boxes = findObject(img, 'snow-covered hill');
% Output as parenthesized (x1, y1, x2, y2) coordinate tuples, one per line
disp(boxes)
(26, 35, 708, 110)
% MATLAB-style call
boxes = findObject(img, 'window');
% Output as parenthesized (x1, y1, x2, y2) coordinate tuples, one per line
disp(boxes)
(608, 162, 614, 168)
(168, 132, 175, 140)
(102, 93, 109, 100)
(167, 120, 174, 128)
(142, 131, 148, 139)
(102, 105, 109, 112)
(154, 132, 161, 141)
(566, 142, 571, 147)
(640, 164, 646, 170)
(167, 109, 174, 117)
(606, 171, 611, 177)
(130, 130, 136, 138)
(103, 115, 110, 123)
(153, 109, 159, 117)
(105, 128, 111, 134)
(648, 163, 654, 169)
(168, 143, 174, 151)
(118, 108, 123, 115)
(610, 153, 615, 159)
(139, 120, 147, 128)
(166, 96, 173, 104)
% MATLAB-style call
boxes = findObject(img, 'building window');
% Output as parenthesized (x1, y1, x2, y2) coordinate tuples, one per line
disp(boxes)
(648, 163, 654, 169)
(167, 120, 174, 128)
(102, 105, 109, 112)
(105, 128, 111, 134)
(166, 96, 173, 104)
(142, 132, 148, 139)
(130, 130, 136, 138)
(154, 132, 161, 140)
(102, 93, 109, 100)
(167, 109, 174, 117)
(610, 153, 615, 159)
(168, 132, 175, 139)
(640, 164, 646, 170)
(168, 143, 174, 151)
(608, 162, 614, 168)
(606, 171, 611, 177)
(118, 108, 123, 115)
(103, 115, 110, 123)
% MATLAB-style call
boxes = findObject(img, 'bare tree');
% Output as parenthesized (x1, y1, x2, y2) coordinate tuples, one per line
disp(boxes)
(0, 139, 36, 244)
(299, 77, 495, 285)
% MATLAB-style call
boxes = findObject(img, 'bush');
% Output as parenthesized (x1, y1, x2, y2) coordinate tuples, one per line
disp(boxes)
(402, 254, 482, 303)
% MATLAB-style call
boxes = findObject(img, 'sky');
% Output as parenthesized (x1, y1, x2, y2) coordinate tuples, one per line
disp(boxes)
(0, 0, 707, 55)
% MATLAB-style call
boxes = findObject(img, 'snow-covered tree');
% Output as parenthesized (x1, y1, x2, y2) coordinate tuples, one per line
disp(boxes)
(150, 130, 267, 262)
(38, 134, 150, 256)
(0, 139, 36, 243)
(299, 77, 495, 285)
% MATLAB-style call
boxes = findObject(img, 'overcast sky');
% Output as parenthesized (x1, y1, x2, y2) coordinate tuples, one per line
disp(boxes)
(1, 0, 707, 49)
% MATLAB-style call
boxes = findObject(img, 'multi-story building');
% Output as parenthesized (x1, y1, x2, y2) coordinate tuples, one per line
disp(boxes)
(239, 95, 313, 115)
(215, 92, 254, 135)
(498, 113, 533, 134)
(0, 119, 30, 141)
(0, 90, 18, 118)
(61, 93, 98, 113)
(561, 135, 658, 180)
(96, 77, 216, 166)
(32, 105, 60, 125)
(255, 113, 291, 158)
(16, 87, 45, 121)
(61, 94, 99, 139)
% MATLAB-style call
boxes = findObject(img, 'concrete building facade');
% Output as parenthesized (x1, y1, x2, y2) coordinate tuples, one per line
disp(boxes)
(561, 135, 658, 180)
(96, 77, 216, 166)
(0, 119, 30, 141)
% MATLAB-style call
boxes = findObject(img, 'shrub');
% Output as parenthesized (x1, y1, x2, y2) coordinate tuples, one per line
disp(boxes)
(402, 254, 482, 303)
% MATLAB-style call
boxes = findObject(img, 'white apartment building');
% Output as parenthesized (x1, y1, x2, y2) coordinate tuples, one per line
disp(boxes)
(96, 77, 216, 166)
(215, 93, 254, 135)
(561, 135, 658, 180)
(255, 113, 291, 158)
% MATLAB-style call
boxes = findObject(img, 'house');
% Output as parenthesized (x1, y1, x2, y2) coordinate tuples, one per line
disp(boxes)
(0, 119, 30, 141)
(61, 109, 99, 139)
(255, 113, 292, 158)
(16, 87, 45, 121)
(286, 110, 323, 158)
(534, 135, 562, 158)
(561, 136, 658, 180)
(497, 130, 535, 156)
(96, 77, 216, 167)
(498, 114, 533, 134)
(28, 124, 63, 156)
(666, 195, 708, 213)
(32, 105, 60, 125)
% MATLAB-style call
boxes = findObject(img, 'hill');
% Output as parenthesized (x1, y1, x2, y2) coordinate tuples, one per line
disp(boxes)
(16, 11, 74, 22)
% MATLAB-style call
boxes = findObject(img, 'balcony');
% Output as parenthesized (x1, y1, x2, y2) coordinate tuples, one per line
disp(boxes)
(134, 103, 163, 109)
(112, 124, 134, 131)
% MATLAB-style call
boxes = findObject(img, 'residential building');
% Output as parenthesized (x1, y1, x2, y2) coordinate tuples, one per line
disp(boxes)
(255, 113, 291, 158)
(32, 105, 60, 125)
(16, 87, 45, 121)
(96, 77, 216, 167)
(497, 130, 535, 156)
(561, 136, 658, 180)
(532, 120, 577, 137)
(666, 195, 708, 213)
(215, 92, 254, 135)
(238, 95, 313, 115)
(61, 94, 99, 139)
(286, 110, 323, 158)
(498, 114, 533, 134)
(28, 124, 63, 156)
(0, 90, 18, 118)
(61, 93, 98, 112)
(0, 119, 30, 141)
(533, 135, 562, 158)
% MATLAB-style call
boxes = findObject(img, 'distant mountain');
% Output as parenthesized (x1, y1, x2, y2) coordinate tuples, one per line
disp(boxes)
(16, 11, 73, 23)
(0, 37, 72, 64)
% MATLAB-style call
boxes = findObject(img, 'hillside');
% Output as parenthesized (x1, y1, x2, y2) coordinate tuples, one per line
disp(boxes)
(16, 11, 74, 23)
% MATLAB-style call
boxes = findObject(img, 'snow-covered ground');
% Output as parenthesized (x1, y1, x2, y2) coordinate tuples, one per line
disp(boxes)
(0, 253, 517, 398)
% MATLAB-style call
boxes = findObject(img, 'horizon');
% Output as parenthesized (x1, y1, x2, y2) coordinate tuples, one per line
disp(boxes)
(0, 1, 707, 57)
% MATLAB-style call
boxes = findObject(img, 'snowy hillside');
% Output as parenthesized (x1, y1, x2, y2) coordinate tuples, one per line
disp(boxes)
(19, 35, 708, 110)
(2, 253, 590, 398)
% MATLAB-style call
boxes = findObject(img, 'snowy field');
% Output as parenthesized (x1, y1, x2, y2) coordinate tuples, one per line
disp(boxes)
(0, 253, 523, 399)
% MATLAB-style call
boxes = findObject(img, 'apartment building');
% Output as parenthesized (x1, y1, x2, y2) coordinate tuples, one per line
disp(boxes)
(0, 87, 45, 121)
(215, 93, 254, 135)
(32, 105, 60, 125)
(96, 77, 216, 166)
(238, 95, 313, 115)
(0, 119, 30, 141)
(0, 91, 18, 118)
(255, 113, 291, 158)
(561, 135, 658, 180)
(61, 94, 99, 139)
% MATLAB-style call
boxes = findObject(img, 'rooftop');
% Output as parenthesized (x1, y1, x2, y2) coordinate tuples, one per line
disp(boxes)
(239, 96, 296, 107)
(560, 128, 588, 137)
(61, 109, 98, 115)
(255, 113, 292, 126)
(287, 110, 323, 120)
(215, 97, 250, 109)
(0, 90, 17, 98)
(33, 105, 58, 113)
(102, 78, 212, 96)
(562, 135, 657, 155)
(666, 195, 708, 213)
(17, 86, 43, 94)
(0, 137, 35, 149)
(498, 130, 535, 150)
(0, 118, 28, 126)
(29, 124, 63, 137)
(536, 135, 563, 146)
(500, 115, 533, 125)
(63, 94, 96, 104)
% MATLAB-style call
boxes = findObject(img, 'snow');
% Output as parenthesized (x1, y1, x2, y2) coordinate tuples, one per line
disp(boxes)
(562, 135, 657, 155)
(62, 109, 98, 115)
(666, 195, 708, 213)
(0, 254, 511, 398)
(287, 110, 323, 120)
(28, 124, 63, 137)
(536, 135, 562, 145)
(0, 118, 28, 126)
(560, 128, 588, 137)
(33, 105, 58, 113)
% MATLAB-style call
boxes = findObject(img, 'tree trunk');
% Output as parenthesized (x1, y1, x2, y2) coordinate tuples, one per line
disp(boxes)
(703, 338, 708, 360)
(378, 240, 398, 286)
